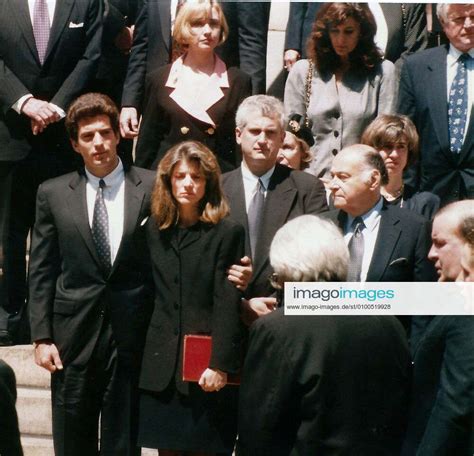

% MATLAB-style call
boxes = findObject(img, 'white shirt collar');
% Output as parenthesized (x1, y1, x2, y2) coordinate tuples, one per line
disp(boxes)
(85, 158, 124, 190)
(346, 197, 384, 234)
(241, 161, 275, 191)
(447, 45, 474, 67)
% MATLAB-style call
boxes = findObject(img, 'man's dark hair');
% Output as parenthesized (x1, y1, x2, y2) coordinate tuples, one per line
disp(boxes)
(65, 93, 119, 141)
(364, 147, 389, 186)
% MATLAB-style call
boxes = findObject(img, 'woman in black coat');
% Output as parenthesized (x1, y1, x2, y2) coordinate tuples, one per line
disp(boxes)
(138, 141, 245, 456)
(135, 1, 251, 173)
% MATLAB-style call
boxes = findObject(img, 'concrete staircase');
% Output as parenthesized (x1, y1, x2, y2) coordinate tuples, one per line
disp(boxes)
(0, 345, 53, 456)
(0, 345, 156, 456)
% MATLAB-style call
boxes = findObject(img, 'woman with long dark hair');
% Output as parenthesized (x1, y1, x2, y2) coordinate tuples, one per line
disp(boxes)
(138, 141, 244, 456)
(284, 2, 398, 179)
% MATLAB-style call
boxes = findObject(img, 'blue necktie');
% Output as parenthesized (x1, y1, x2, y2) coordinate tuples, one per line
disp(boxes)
(448, 54, 471, 154)
(92, 179, 111, 273)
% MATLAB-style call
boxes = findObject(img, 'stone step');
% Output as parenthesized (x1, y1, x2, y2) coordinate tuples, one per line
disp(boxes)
(17, 387, 52, 436)
(21, 435, 54, 456)
(0, 345, 50, 388)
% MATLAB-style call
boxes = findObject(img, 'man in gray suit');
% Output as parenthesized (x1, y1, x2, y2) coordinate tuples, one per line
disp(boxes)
(222, 95, 328, 322)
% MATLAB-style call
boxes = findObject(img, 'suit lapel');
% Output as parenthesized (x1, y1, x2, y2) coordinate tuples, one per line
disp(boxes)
(11, 0, 40, 65)
(158, 0, 172, 53)
(366, 206, 402, 281)
(224, 169, 250, 255)
(110, 168, 146, 275)
(253, 166, 297, 281)
(426, 47, 451, 158)
(67, 172, 103, 270)
(44, 0, 74, 63)
(459, 105, 474, 162)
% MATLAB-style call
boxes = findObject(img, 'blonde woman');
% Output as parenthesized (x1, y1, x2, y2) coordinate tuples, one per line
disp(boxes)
(136, 1, 251, 173)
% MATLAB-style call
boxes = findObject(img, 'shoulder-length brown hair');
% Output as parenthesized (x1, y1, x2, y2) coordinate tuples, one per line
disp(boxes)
(151, 141, 229, 229)
(307, 3, 383, 77)
(361, 114, 420, 168)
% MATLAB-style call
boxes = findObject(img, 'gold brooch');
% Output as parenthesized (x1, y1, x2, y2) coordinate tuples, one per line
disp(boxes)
(180, 126, 189, 135)
(289, 120, 300, 133)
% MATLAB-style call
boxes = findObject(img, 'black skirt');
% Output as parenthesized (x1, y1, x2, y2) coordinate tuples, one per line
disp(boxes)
(138, 381, 238, 453)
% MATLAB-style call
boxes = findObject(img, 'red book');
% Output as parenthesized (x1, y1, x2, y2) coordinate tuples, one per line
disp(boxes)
(182, 334, 240, 385)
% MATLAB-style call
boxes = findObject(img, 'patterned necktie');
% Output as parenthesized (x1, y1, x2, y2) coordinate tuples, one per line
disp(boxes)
(92, 179, 112, 273)
(448, 53, 471, 154)
(347, 217, 365, 282)
(33, 0, 50, 65)
(247, 179, 265, 261)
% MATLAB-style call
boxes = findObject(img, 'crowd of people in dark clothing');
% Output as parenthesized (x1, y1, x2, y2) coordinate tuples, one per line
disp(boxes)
(0, 1, 473, 456)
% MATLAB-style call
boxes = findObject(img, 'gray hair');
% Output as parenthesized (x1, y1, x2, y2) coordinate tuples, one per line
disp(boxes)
(437, 3, 450, 23)
(437, 200, 474, 238)
(235, 95, 285, 130)
(270, 215, 349, 283)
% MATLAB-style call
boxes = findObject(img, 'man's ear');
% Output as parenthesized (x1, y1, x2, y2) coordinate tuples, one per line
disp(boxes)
(235, 127, 242, 145)
(70, 139, 80, 154)
(369, 169, 381, 190)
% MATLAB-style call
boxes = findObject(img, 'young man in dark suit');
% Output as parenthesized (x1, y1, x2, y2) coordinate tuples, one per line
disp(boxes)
(398, 3, 474, 205)
(0, 0, 102, 345)
(28, 93, 155, 456)
(222, 95, 328, 323)
(325, 144, 436, 283)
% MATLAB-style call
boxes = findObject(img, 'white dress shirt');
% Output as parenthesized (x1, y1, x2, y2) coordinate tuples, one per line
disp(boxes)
(85, 160, 125, 266)
(344, 198, 383, 282)
(446, 45, 474, 140)
(241, 162, 275, 213)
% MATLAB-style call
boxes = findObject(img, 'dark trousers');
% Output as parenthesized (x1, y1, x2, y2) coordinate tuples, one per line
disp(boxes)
(0, 134, 79, 341)
(51, 323, 140, 456)
(0, 360, 23, 456)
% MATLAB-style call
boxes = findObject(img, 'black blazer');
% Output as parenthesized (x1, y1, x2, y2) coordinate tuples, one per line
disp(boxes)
(121, 0, 269, 111)
(29, 166, 155, 367)
(324, 204, 437, 282)
(135, 64, 251, 172)
(398, 45, 474, 205)
(402, 316, 474, 456)
(285, 3, 427, 65)
(222, 164, 328, 298)
(0, 0, 102, 162)
(139, 218, 245, 395)
(238, 310, 411, 455)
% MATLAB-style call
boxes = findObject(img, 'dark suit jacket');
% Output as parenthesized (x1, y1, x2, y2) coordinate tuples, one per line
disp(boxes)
(285, 3, 427, 65)
(139, 218, 244, 395)
(402, 316, 474, 456)
(238, 310, 411, 455)
(324, 204, 437, 282)
(0, 0, 102, 162)
(29, 166, 155, 367)
(398, 45, 474, 205)
(0, 360, 22, 456)
(135, 64, 251, 171)
(222, 164, 328, 298)
(121, 0, 269, 111)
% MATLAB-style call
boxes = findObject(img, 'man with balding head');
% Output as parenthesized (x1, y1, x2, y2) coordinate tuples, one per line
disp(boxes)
(402, 199, 474, 455)
(429, 200, 474, 281)
(325, 144, 436, 283)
